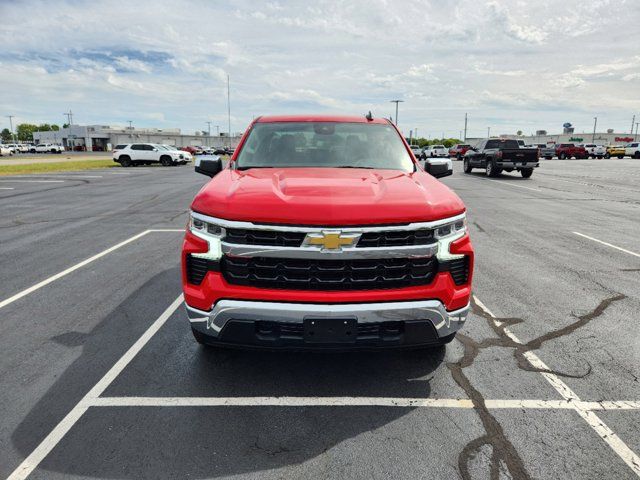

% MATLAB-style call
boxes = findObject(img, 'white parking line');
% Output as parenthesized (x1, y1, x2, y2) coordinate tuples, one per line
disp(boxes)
(485, 178, 541, 192)
(0, 187, 15, 190)
(7, 295, 184, 480)
(0, 229, 183, 311)
(88, 396, 640, 410)
(573, 232, 640, 258)
(473, 295, 640, 477)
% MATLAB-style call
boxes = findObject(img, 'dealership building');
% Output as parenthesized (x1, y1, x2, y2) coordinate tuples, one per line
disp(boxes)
(33, 124, 241, 151)
(467, 129, 638, 146)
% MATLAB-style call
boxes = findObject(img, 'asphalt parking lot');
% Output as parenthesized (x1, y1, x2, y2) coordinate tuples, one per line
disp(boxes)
(1, 159, 639, 479)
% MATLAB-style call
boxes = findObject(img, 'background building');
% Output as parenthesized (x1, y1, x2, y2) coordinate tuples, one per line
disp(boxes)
(467, 131, 638, 146)
(33, 125, 241, 151)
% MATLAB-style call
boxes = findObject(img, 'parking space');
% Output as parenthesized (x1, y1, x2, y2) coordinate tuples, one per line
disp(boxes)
(2, 160, 639, 479)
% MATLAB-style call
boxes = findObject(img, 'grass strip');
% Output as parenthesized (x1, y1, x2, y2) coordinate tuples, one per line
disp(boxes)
(0, 159, 117, 176)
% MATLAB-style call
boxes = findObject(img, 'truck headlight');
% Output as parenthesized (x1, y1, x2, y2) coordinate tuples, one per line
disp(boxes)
(189, 212, 224, 260)
(435, 214, 467, 260)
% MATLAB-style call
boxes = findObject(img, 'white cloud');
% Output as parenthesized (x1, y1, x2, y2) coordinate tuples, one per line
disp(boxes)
(0, 0, 639, 136)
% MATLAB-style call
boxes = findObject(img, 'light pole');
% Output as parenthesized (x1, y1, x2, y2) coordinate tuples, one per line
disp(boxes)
(215, 125, 220, 137)
(463, 113, 468, 141)
(592, 117, 597, 143)
(6, 115, 15, 142)
(415, 128, 418, 145)
(631, 115, 636, 135)
(128, 120, 133, 130)
(389, 100, 404, 126)
(635, 122, 639, 140)
(227, 74, 231, 146)
(487, 127, 491, 138)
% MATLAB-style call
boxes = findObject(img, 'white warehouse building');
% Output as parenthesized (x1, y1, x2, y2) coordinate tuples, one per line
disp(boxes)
(33, 125, 241, 151)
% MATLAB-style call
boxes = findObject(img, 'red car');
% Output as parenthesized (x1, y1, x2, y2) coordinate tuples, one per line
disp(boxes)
(555, 143, 588, 159)
(181, 146, 201, 155)
(182, 115, 474, 349)
(449, 144, 471, 160)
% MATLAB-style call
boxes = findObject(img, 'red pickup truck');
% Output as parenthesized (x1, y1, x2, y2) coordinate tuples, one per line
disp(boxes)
(555, 143, 588, 159)
(182, 115, 474, 349)
(449, 144, 471, 160)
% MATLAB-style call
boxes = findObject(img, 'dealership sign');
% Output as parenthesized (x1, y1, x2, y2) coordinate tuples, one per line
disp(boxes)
(569, 137, 583, 142)
(615, 137, 633, 143)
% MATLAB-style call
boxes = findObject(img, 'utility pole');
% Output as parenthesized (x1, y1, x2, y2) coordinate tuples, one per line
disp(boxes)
(206, 121, 211, 136)
(128, 120, 133, 130)
(215, 125, 220, 136)
(463, 113, 468, 141)
(592, 117, 597, 142)
(635, 122, 639, 140)
(389, 100, 404, 126)
(63, 111, 73, 149)
(632, 115, 636, 135)
(487, 126, 491, 138)
(415, 128, 418, 144)
(6, 115, 15, 142)
(227, 74, 231, 146)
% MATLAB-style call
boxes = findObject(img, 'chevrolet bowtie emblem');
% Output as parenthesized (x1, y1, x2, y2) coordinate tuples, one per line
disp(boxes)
(304, 231, 361, 251)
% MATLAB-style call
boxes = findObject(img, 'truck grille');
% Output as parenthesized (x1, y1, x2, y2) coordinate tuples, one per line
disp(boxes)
(224, 228, 434, 248)
(222, 256, 437, 290)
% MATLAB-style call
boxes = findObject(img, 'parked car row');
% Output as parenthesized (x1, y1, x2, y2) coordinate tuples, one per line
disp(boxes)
(0, 143, 34, 154)
(112, 143, 193, 167)
(181, 145, 235, 156)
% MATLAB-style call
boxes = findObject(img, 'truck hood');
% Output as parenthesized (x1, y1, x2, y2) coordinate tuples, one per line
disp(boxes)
(191, 167, 465, 226)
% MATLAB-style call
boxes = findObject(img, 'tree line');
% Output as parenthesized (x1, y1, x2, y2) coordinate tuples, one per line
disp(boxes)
(1, 123, 67, 142)
(405, 137, 463, 148)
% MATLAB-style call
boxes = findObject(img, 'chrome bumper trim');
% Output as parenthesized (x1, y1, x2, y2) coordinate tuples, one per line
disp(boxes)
(185, 300, 470, 338)
(221, 242, 438, 260)
(191, 211, 466, 233)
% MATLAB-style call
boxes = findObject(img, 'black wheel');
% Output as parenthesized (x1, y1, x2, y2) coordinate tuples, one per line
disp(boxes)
(521, 168, 533, 178)
(160, 155, 173, 166)
(559, 153, 567, 159)
(618, 156, 624, 159)
(119, 156, 132, 167)
(456, 153, 462, 161)
(463, 157, 472, 173)
(634, 152, 640, 159)
(486, 159, 500, 177)
(604, 153, 610, 159)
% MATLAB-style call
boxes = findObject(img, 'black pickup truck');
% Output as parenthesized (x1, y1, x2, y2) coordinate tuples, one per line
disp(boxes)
(463, 138, 539, 178)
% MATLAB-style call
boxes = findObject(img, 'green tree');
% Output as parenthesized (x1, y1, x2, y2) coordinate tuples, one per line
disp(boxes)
(16, 123, 38, 142)
(36, 123, 52, 132)
(51, 124, 60, 131)
(62, 123, 69, 129)
(517, 130, 523, 136)
(1, 128, 12, 142)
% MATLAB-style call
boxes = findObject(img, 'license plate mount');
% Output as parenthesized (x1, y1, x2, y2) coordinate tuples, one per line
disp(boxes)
(303, 317, 357, 343)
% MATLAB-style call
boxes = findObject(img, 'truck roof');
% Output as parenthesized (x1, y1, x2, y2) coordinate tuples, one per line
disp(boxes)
(256, 115, 391, 125)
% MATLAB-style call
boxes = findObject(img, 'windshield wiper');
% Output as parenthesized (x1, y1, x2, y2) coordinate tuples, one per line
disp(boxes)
(236, 166, 271, 171)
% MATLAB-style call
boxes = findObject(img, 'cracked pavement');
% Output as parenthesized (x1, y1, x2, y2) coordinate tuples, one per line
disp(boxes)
(1, 159, 639, 479)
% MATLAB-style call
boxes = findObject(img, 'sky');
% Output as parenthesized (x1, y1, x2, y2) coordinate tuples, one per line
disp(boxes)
(1, 0, 640, 138)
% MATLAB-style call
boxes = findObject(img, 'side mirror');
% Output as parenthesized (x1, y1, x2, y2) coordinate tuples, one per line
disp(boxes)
(423, 160, 453, 179)
(195, 156, 222, 177)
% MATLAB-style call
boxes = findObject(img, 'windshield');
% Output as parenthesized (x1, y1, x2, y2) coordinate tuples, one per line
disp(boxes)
(486, 139, 519, 149)
(235, 122, 414, 171)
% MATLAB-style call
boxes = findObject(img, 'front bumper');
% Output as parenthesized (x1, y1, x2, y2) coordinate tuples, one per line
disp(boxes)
(187, 299, 469, 349)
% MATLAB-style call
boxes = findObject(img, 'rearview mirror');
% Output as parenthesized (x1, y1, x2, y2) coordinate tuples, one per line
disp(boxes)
(195, 156, 222, 177)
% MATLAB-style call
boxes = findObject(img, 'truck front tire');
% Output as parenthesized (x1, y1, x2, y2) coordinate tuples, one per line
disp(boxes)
(463, 158, 472, 173)
(521, 168, 533, 178)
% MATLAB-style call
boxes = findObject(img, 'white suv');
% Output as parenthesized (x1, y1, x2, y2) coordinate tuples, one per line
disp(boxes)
(624, 142, 640, 159)
(112, 143, 190, 167)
